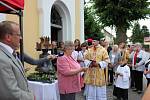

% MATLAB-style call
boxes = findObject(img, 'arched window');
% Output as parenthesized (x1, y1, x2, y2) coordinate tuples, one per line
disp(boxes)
(51, 6, 62, 26)
(51, 5, 62, 42)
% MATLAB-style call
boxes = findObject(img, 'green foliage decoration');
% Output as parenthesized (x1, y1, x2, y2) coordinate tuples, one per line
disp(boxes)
(27, 70, 57, 83)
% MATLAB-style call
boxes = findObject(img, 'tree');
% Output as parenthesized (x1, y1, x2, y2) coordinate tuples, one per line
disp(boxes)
(131, 22, 150, 43)
(131, 22, 142, 43)
(84, 5, 104, 40)
(141, 25, 150, 37)
(92, 0, 150, 43)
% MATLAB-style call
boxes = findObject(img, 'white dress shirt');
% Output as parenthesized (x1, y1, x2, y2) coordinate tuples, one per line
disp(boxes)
(0, 42, 13, 54)
(115, 65, 130, 89)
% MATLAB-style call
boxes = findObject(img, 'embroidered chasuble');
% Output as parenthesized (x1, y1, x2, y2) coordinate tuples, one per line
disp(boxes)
(84, 45, 109, 87)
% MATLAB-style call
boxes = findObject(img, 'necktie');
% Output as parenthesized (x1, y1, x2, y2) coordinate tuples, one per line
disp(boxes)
(133, 51, 138, 65)
(12, 51, 17, 59)
(12, 51, 25, 73)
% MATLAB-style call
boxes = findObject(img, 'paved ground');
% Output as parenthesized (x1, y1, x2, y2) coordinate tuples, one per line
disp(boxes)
(76, 76, 147, 100)
(76, 86, 144, 100)
(76, 86, 145, 100)
(107, 85, 144, 100)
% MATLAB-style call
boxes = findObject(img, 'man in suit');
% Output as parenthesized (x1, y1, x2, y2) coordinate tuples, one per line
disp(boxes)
(0, 21, 34, 100)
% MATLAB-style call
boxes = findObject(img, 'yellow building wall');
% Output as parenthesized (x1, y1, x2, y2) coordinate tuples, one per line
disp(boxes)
(75, 0, 81, 40)
(6, 0, 40, 73)
(6, 0, 40, 57)
(23, 0, 40, 57)
(5, 14, 19, 22)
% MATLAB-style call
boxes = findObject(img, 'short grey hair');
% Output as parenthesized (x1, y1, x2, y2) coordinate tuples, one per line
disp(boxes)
(135, 42, 142, 47)
(0, 21, 18, 40)
(64, 41, 74, 50)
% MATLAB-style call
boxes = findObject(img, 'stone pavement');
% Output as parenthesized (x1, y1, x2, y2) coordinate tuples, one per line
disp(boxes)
(76, 86, 145, 100)
(76, 76, 147, 100)
(107, 85, 144, 100)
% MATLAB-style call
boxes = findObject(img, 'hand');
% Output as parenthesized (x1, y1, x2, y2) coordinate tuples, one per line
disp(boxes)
(116, 72, 123, 76)
(47, 55, 53, 59)
(108, 63, 112, 68)
(144, 70, 147, 74)
(47, 55, 57, 60)
(109, 64, 115, 68)
(91, 61, 99, 67)
(144, 69, 149, 74)
(81, 67, 88, 72)
(52, 55, 58, 59)
(134, 64, 139, 68)
(127, 64, 132, 67)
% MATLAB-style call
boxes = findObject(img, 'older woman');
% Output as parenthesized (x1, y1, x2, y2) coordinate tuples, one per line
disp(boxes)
(130, 43, 146, 94)
(57, 41, 86, 100)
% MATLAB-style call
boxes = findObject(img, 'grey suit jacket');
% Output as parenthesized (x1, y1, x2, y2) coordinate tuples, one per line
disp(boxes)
(0, 45, 34, 100)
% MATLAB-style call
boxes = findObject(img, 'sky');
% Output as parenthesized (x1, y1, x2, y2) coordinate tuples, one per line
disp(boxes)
(85, 0, 150, 37)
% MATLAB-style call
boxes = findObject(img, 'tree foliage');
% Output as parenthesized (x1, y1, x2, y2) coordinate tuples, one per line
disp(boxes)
(141, 25, 150, 37)
(131, 22, 150, 43)
(84, 5, 104, 40)
(92, 0, 150, 43)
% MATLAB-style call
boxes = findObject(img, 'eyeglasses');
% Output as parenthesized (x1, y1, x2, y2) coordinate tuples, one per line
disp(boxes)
(11, 33, 21, 37)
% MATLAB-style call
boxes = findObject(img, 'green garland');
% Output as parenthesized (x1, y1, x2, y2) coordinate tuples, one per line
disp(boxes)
(27, 70, 57, 83)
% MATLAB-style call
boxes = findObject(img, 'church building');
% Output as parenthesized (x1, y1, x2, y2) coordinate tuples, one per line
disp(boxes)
(0, 0, 84, 63)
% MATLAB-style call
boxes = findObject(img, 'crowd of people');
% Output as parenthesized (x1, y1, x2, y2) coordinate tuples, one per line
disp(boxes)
(55, 39, 150, 100)
(0, 20, 150, 100)
(56, 38, 150, 100)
